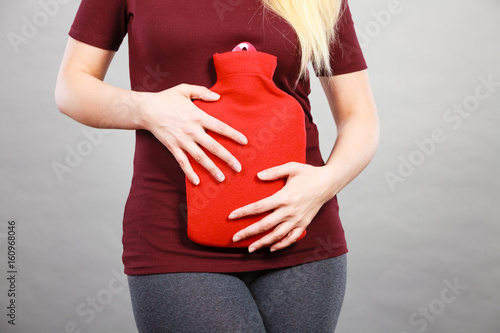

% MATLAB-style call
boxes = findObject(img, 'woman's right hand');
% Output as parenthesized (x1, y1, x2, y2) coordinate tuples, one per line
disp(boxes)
(139, 84, 248, 185)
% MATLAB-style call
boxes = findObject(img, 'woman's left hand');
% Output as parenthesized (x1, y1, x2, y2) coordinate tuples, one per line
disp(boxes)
(230, 162, 336, 253)
(230, 71, 380, 253)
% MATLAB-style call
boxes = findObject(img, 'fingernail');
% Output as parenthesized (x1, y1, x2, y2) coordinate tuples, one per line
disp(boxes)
(257, 170, 267, 178)
(233, 235, 241, 242)
(228, 212, 238, 219)
(249, 247, 256, 253)
(210, 92, 220, 99)
(193, 176, 200, 185)
(239, 136, 248, 145)
(232, 162, 242, 172)
(270, 248, 277, 253)
(216, 173, 225, 182)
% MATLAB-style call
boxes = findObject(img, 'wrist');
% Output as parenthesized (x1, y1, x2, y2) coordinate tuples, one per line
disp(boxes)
(131, 91, 154, 130)
(318, 163, 342, 202)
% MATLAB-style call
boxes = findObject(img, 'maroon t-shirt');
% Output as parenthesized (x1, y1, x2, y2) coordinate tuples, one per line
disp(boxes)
(69, 0, 367, 275)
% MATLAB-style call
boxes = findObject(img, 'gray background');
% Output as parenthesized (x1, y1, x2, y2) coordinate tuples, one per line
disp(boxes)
(1, 0, 499, 332)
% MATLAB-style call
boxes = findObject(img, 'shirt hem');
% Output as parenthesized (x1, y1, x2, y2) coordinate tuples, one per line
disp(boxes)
(68, 28, 122, 52)
(124, 245, 348, 275)
(316, 63, 368, 77)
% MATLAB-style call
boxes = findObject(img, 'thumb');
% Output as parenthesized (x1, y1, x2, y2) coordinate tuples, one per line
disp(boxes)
(178, 84, 220, 101)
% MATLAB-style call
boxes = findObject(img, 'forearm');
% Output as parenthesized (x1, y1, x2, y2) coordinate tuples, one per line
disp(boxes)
(316, 70, 380, 201)
(55, 69, 146, 130)
(321, 110, 380, 200)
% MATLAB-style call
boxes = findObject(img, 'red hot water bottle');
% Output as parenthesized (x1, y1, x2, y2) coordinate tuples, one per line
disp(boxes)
(186, 48, 307, 248)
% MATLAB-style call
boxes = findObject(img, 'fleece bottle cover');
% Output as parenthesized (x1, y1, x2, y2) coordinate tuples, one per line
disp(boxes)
(186, 47, 307, 248)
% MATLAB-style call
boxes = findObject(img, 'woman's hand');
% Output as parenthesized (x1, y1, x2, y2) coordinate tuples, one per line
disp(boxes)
(230, 70, 379, 253)
(229, 162, 338, 253)
(55, 39, 248, 185)
(139, 84, 248, 185)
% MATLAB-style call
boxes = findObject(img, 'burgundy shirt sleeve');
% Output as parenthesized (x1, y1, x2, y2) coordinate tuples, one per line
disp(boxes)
(314, 0, 367, 76)
(69, 0, 128, 51)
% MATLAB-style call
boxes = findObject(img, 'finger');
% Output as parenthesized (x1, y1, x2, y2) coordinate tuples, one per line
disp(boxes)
(232, 206, 287, 244)
(247, 223, 299, 253)
(257, 162, 298, 181)
(269, 228, 305, 252)
(201, 113, 248, 145)
(195, 132, 242, 173)
(184, 142, 226, 183)
(170, 147, 200, 185)
(176, 84, 220, 102)
(228, 194, 280, 220)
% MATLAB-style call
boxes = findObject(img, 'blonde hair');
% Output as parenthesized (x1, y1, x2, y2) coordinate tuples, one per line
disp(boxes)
(261, 0, 342, 79)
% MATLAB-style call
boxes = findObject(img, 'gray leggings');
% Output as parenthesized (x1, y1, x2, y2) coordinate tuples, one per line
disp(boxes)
(127, 255, 347, 333)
